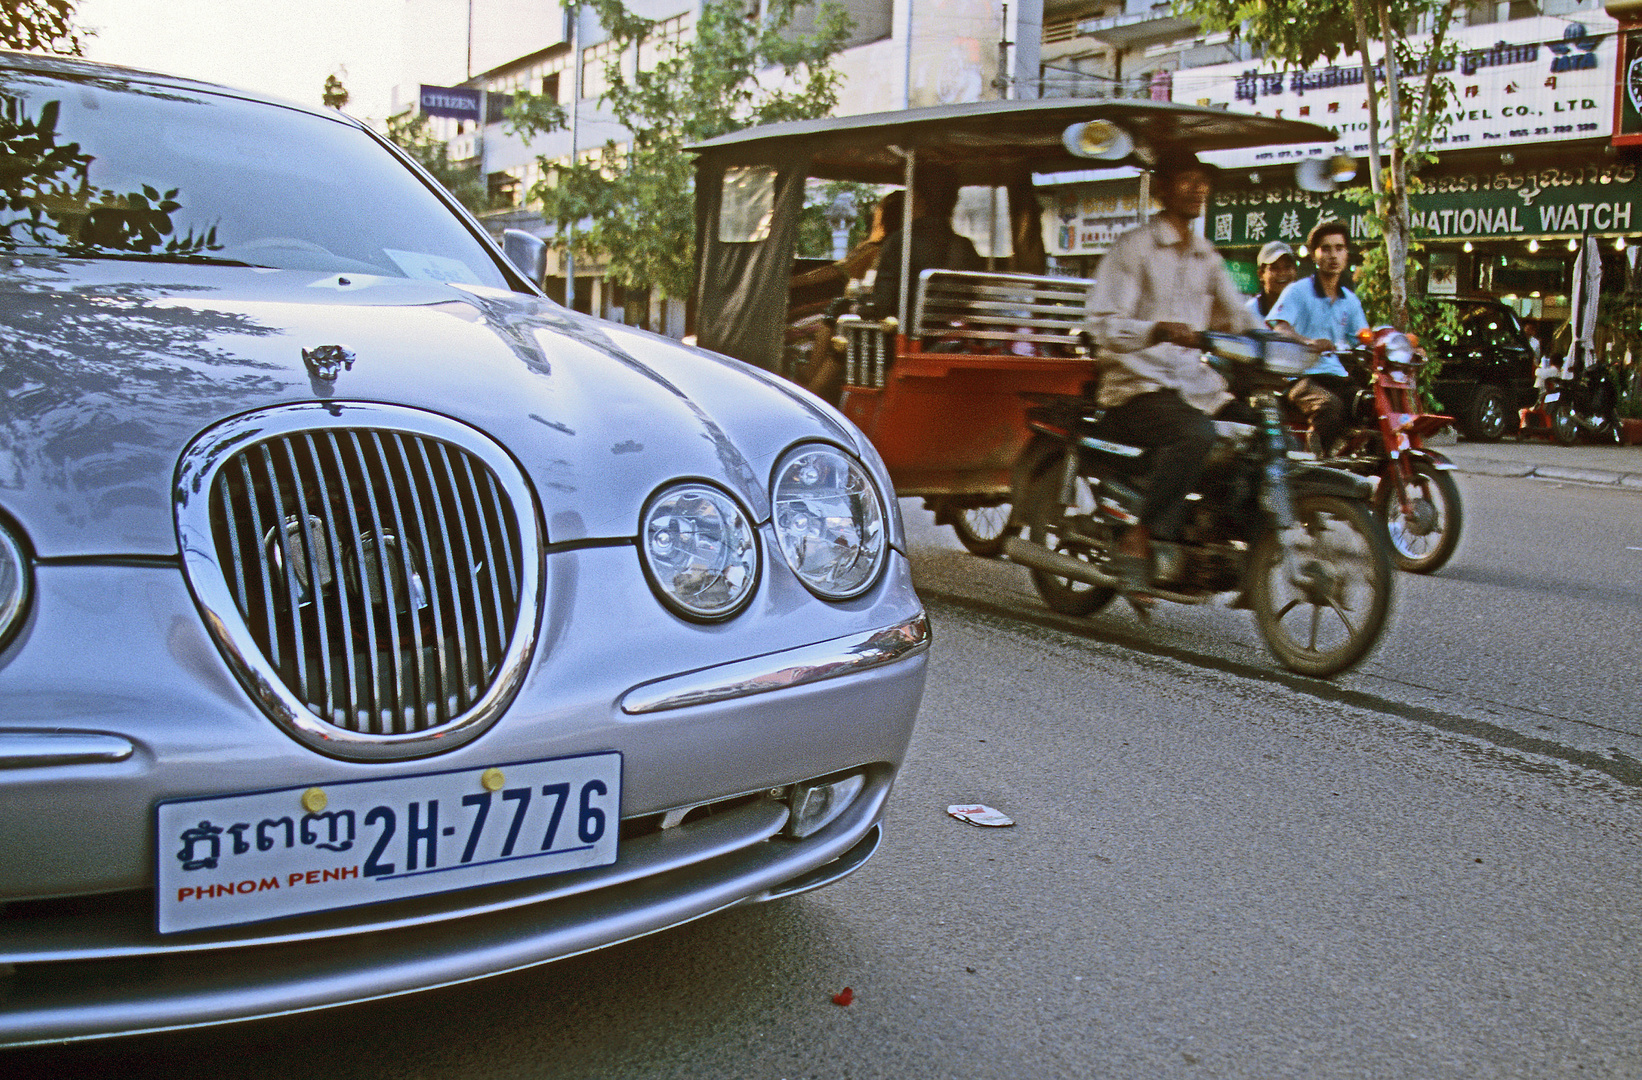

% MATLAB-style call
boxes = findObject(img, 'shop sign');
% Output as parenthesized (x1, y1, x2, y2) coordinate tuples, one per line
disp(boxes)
(1046, 184, 1144, 256)
(1620, 29, 1642, 145)
(1210, 162, 1641, 246)
(419, 85, 481, 122)
(1180, 15, 1619, 169)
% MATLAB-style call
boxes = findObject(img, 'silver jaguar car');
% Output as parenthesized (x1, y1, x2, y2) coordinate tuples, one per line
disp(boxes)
(0, 52, 928, 1044)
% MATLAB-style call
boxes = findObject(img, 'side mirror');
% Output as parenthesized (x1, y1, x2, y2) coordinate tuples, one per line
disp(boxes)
(501, 228, 547, 285)
(1061, 120, 1135, 161)
(1295, 154, 1358, 193)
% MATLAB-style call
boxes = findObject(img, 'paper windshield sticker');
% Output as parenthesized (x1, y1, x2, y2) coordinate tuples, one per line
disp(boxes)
(383, 248, 484, 285)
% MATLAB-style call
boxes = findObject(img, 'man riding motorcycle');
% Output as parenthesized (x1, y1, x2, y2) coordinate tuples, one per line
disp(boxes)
(1081, 150, 1259, 599)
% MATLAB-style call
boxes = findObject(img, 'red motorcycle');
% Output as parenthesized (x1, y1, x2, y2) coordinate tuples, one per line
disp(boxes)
(1311, 327, 1464, 574)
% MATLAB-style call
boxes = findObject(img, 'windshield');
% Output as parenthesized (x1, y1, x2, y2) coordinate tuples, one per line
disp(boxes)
(0, 70, 512, 288)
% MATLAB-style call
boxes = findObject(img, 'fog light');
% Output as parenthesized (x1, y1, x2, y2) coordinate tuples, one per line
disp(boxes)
(786, 772, 865, 838)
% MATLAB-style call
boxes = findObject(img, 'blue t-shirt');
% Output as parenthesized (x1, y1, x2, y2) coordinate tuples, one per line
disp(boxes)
(1265, 276, 1369, 378)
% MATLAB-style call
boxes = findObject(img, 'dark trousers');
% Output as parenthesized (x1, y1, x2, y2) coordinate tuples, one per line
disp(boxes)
(1288, 374, 1356, 453)
(1098, 390, 1217, 541)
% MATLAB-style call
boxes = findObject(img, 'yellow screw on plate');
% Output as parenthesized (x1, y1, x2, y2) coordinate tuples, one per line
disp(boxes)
(481, 768, 505, 792)
(301, 787, 327, 813)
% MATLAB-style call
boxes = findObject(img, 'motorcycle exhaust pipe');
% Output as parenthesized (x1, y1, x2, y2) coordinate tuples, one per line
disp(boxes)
(1003, 536, 1122, 588)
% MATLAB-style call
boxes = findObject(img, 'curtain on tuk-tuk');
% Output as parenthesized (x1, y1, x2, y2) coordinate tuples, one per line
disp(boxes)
(692, 156, 807, 372)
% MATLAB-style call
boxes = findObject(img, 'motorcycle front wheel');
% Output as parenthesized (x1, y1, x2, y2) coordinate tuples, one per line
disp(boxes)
(1373, 460, 1462, 574)
(1022, 459, 1116, 616)
(1551, 403, 1580, 445)
(942, 496, 1018, 558)
(1249, 494, 1393, 677)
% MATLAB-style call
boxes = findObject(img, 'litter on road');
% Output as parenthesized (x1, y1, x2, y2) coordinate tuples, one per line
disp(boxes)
(947, 804, 1014, 827)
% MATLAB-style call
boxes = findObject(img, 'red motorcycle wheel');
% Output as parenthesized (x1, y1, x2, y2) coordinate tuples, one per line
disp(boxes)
(1372, 460, 1463, 574)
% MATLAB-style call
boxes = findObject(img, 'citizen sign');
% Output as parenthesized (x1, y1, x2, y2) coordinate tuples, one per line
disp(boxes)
(419, 85, 480, 121)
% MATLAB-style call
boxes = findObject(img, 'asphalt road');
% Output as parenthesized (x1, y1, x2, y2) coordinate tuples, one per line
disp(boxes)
(15, 471, 1642, 1079)
(909, 470, 1642, 778)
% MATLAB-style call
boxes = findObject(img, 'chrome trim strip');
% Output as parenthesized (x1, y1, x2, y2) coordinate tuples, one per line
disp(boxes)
(619, 612, 931, 715)
(0, 732, 134, 769)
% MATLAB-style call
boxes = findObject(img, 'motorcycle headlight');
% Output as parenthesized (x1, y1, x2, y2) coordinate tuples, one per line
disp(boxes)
(640, 483, 759, 621)
(771, 445, 887, 600)
(0, 521, 31, 650)
(1382, 331, 1417, 368)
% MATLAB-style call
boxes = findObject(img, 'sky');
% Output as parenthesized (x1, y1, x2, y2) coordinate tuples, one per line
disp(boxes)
(73, 0, 471, 125)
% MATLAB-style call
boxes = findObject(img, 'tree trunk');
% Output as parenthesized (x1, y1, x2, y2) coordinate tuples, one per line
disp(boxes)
(1349, 0, 1383, 198)
(1378, 0, 1410, 327)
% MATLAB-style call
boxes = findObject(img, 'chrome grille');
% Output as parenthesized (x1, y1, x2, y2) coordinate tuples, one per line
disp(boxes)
(178, 404, 541, 760)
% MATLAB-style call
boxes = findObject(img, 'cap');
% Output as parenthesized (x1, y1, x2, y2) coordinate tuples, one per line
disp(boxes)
(1257, 240, 1296, 266)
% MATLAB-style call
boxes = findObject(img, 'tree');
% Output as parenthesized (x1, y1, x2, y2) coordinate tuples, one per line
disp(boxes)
(508, 0, 851, 301)
(1174, 0, 1461, 329)
(322, 73, 350, 111)
(385, 109, 490, 217)
(2, 0, 85, 55)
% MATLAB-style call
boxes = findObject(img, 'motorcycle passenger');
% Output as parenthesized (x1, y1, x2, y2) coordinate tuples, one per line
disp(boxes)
(1082, 150, 1259, 598)
(1265, 220, 1368, 456)
(1245, 240, 1298, 323)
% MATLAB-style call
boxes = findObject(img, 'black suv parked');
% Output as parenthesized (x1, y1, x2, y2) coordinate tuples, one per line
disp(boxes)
(1426, 298, 1542, 441)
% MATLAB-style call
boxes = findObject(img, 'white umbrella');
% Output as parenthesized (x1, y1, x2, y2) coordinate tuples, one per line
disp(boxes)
(1567, 234, 1603, 371)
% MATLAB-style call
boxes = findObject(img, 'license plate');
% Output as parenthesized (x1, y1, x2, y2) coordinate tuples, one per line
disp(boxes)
(156, 752, 621, 934)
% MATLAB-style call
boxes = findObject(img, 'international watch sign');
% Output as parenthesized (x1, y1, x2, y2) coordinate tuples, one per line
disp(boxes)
(1179, 15, 1620, 169)
(1209, 163, 1640, 247)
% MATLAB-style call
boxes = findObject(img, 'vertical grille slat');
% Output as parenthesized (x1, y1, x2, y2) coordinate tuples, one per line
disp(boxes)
(374, 432, 431, 732)
(276, 436, 336, 718)
(237, 455, 280, 675)
(425, 442, 475, 711)
(304, 432, 360, 728)
(259, 442, 312, 699)
(201, 415, 529, 749)
(459, 454, 513, 666)
(396, 434, 455, 723)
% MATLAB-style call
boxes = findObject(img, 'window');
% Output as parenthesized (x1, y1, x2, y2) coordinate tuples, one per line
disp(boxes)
(718, 166, 776, 243)
(542, 72, 560, 102)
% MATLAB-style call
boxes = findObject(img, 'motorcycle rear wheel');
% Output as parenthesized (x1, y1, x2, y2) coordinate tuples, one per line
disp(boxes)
(943, 497, 1018, 558)
(1250, 494, 1393, 677)
(1022, 459, 1117, 616)
(1551, 403, 1580, 445)
(1373, 460, 1462, 574)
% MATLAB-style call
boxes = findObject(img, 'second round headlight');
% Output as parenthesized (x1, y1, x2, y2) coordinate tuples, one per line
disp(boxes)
(771, 445, 887, 600)
(641, 483, 759, 620)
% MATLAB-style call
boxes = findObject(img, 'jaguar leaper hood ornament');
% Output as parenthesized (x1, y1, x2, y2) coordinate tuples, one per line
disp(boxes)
(302, 345, 355, 382)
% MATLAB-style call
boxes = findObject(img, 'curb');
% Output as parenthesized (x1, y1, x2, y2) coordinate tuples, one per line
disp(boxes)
(1451, 458, 1641, 488)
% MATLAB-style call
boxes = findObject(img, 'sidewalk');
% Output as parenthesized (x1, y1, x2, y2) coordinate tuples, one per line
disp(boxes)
(1428, 430, 1642, 490)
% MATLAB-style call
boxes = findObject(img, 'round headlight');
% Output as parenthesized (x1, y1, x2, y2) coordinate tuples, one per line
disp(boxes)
(640, 484, 759, 620)
(771, 445, 887, 600)
(0, 523, 31, 649)
(1382, 331, 1416, 367)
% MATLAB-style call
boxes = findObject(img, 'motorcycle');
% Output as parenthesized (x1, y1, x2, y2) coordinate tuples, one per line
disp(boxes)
(1540, 357, 1621, 445)
(1318, 327, 1464, 574)
(1002, 329, 1395, 678)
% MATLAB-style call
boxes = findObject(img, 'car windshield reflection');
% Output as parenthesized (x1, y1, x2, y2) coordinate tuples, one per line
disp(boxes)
(0, 70, 511, 288)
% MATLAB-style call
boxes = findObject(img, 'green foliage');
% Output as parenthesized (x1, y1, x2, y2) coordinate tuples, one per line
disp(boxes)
(1340, 187, 1460, 406)
(1, 0, 84, 55)
(508, 0, 852, 299)
(795, 181, 882, 259)
(322, 74, 350, 111)
(385, 110, 491, 216)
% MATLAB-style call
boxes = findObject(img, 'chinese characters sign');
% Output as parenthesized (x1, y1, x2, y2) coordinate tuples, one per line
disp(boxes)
(1209, 163, 1640, 247)
(1179, 15, 1619, 169)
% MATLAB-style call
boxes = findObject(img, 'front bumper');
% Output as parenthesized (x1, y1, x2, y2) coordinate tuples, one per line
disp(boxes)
(0, 546, 928, 1044)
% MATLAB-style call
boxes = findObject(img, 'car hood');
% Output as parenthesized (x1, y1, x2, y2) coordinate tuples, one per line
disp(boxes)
(0, 259, 861, 557)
